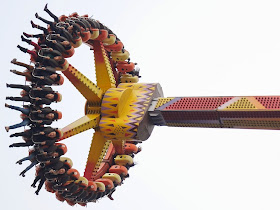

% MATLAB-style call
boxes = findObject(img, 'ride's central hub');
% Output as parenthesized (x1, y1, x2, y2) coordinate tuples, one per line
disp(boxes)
(99, 83, 163, 141)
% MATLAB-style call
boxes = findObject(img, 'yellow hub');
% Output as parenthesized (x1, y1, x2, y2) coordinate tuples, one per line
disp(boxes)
(99, 83, 163, 141)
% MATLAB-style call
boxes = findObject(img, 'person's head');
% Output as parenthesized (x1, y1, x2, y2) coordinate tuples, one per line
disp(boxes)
(46, 93, 54, 100)
(46, 113, 55, 119)
(56, 75, 64, 85)
(59, 15, 68, 22)
(47, 131, 57, 138)
(54, 92, 62, 102)
(55, 129, 63, 139)
(55, 143, 67, 156)
(20, 90, 27, 97)
(70, 12, 78, 17)
(53, 111, 62, 120)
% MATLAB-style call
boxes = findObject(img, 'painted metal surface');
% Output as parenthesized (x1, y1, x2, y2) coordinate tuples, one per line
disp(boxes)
(151, 96, 280, 129)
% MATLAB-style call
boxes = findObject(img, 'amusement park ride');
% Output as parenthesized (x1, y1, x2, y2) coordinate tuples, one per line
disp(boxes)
(6, 5, 280, 206)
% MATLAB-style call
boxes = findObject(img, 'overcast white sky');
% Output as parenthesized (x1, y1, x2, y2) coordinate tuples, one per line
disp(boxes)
(2, 0, 280, 210)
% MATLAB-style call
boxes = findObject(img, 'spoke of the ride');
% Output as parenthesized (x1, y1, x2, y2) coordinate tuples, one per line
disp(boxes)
(91, 143, 114, 180)
(84, 131, 110, 180)
(150, 96, 280, 129)
(111, 140, 125, 154)
(63, 64, 103, 102)
(89, 40, 116, 91)
(59, 114, 100, 141)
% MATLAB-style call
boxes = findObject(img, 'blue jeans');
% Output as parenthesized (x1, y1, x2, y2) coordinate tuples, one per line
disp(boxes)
(21, 161, 38, 175)
(9, 118, 30, 130)
(8, 105, 30, 115)
(18, 153, 35, 162)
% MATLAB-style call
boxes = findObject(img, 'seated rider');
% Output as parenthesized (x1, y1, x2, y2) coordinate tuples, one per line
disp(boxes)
(32, 127, 63, 144)
(8, 127, 49, 148)
(4, 103, 62, 131)
(6, 85, 62, 105)
(17, 143, 67, 177)
(32, 67, 64, 86)
(37, 48, 67, 68)
(29, 107, 62, 125)
(37, 158, 73, 195)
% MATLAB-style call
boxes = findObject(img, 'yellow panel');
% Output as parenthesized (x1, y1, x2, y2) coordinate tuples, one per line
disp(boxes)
(111, 140, 125, 154)
(92, 41, 116, 91)
(246, 97, 266, 109)
(63, 65, 103, 102)
(225, 97, 257, 109)
(84, 131, 110, 179)
(60, 114, 100, 140)
(155, 97, 175, 108)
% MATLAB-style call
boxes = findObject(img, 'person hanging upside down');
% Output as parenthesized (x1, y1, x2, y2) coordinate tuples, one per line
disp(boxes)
(23, 30, 69, 54)
(9, 65, 64, 86)
(17, 143, 67, 177)
(53, 168, 80, 192)
(29, 107, 62, 125)
(32, 127, 63, 145)
(37, 48, 68, 69)
(31, 157, 69, 195)
(6, 85, 62, 105)
(45, 35, 69, 54)
(46, 34, 72, 51)
(32, 69, 64, 86)
(35, 11, 74, 44)
(8, 126, 51, 148)
(5, 103, 62, 130)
